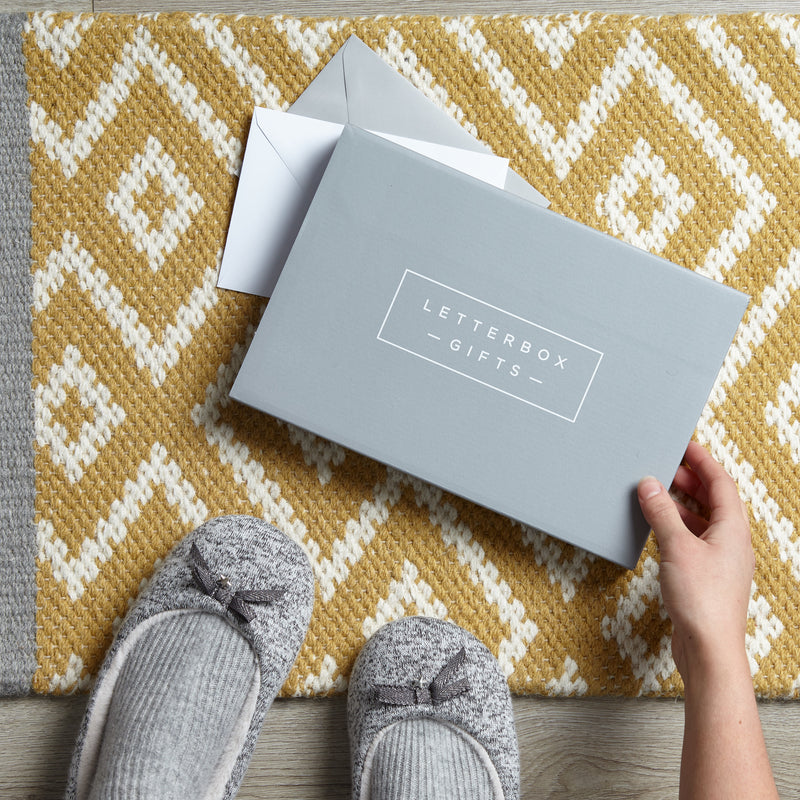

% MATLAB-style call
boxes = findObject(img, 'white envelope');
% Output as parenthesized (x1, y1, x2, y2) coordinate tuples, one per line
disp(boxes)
(218, 35, 549, 297)
(217, 108, 510, 297)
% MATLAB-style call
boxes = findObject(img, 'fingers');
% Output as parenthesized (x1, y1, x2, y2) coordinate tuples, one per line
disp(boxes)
(637, 477, 689, 553)
(681, 442, 743, 524)
(675, 502, 710, 538)
(671, 464, 709, 509)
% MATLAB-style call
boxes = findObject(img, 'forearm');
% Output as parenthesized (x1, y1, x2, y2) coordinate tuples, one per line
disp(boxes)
(680, 649, 778, 800)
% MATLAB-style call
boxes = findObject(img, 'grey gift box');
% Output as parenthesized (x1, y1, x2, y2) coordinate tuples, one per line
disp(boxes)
(231, 126, 748, 569)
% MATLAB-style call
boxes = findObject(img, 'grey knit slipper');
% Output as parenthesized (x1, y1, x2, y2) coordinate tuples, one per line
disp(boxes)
(348, 617, 519, 800)
(65, 515, 314, 800)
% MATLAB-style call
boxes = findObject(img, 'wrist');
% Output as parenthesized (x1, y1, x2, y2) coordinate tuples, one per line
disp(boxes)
(678, 633, 752, 694)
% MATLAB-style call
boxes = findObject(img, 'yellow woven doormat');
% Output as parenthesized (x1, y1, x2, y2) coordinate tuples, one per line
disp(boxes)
(18, 11, 800, 697)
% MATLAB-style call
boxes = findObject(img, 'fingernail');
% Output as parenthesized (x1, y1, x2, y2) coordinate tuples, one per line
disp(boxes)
(638, 477, 662, 501)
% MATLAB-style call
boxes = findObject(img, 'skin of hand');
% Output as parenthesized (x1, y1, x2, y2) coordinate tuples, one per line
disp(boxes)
(637, 441, 779, 800)
(637, 440, 754, 679)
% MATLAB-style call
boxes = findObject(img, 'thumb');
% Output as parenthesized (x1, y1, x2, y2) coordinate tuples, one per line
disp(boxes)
(637, 477, 687, 554)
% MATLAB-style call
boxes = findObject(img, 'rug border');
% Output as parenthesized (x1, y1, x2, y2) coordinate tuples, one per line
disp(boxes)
(0, 11, 37, 696)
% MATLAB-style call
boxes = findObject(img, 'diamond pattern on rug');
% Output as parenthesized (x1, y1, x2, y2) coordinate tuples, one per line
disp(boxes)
(24, 12, 800, 698)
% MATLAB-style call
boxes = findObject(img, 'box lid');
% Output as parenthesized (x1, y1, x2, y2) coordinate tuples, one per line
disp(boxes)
(231, 126, 748, 569)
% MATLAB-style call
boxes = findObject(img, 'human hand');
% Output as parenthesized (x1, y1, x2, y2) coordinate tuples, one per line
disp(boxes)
(637, 441, 755, 684)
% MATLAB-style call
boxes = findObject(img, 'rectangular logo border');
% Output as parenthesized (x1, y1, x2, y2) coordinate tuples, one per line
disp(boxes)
(377, 269, 604, 424)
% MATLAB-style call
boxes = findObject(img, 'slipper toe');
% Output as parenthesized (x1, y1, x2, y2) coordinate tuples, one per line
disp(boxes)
(66, 515, 314, 800)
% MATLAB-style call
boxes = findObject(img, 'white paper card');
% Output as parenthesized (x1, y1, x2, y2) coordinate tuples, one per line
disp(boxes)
(217, 108, 509, 297)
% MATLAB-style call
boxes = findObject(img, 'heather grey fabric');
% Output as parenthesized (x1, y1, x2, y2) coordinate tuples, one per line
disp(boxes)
(65, 516, 315, 800)
(348, 617, 519, 800)
(368, 717, 498, 800)
(0, 12, 37, 697)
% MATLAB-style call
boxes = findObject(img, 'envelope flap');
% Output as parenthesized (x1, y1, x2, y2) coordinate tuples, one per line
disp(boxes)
(254, 107, 342, 188)
(342, 36, 486, 154)
(288, 40, 349, 124)
(290, 35, 487, 155)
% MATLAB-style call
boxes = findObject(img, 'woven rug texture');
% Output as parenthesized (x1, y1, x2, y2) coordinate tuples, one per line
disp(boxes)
(3, 11, 800, 698)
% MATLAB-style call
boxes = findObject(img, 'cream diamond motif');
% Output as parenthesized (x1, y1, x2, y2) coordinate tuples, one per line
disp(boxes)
(35, 344, 126, 483)
(595, 137, 696, 254)
(106, 135, 204, 272)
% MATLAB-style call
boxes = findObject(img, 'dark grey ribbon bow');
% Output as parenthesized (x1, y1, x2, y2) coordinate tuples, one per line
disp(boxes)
(373, 646, 469, 706)
(189, 543, 285, 624)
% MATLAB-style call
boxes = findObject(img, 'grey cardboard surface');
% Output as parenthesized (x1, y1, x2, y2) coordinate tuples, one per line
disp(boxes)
(231, 126, 749, 569)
